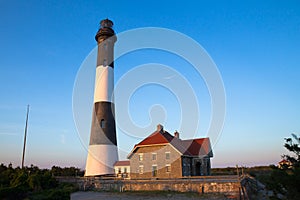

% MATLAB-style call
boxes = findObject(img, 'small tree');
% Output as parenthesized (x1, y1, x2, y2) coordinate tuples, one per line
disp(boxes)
(283, 133, 300, 168)
(280, 134, 300, 199)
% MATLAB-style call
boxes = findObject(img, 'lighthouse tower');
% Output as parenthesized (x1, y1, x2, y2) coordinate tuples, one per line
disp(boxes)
(85, 19, 118, 176)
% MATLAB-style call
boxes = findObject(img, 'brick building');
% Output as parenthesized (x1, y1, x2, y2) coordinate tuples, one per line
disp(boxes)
(127, 124, 213, 179)
(114, 160, 130, 178)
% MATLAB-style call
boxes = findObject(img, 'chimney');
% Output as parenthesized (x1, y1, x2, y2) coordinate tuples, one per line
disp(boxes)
(174, 131, 180, 139)
(157, 124, 164, 132)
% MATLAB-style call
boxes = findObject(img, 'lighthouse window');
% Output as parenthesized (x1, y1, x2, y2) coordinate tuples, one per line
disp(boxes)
(100, 119, 105, 128)
(103, 59, 107, 66)
(104, 43, 107, 50)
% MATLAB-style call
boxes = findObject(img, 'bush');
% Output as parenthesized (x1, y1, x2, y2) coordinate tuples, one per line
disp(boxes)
(0, 163, 79, 199)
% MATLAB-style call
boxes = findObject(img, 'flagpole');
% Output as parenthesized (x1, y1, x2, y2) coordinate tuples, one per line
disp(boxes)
(21, 105, 29, 169)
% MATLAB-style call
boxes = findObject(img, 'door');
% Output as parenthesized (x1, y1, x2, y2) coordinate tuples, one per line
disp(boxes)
(195, 161, 201, 176)
(152, 165, 157, 177)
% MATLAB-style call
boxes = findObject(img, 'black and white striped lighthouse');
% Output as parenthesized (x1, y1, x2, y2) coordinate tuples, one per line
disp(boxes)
(85, 19, 118, 176)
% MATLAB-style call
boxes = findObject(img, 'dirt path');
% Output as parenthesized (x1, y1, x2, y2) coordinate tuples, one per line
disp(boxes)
(71, 191, 236, 200)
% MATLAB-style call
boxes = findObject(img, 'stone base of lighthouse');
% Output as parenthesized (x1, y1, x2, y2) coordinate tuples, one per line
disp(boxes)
(85, 144, 118, 176)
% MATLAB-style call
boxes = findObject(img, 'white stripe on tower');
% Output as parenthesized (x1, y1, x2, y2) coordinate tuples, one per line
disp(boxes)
(94, 66, 114, 103)
(85, 19, 118, 176)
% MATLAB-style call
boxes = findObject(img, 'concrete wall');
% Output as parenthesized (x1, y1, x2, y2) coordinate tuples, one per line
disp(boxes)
(120, 179, 240, 196)
(58, 176, 241, 197)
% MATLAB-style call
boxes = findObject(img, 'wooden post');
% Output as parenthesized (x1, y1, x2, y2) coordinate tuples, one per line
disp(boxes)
(21, 105, 29, 169)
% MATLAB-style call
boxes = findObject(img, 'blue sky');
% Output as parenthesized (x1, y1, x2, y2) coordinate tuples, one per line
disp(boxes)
(0, 0, 299, 168)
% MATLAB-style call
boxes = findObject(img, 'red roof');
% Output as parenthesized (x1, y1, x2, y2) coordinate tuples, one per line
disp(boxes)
(128, 128, 213, 158)
(114, 160, 130, 166)
(136, 131, 170, 146)
(279, 159, 291, 164)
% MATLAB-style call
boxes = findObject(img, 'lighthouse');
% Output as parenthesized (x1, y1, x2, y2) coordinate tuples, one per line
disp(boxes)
(85, 19, 118, 176)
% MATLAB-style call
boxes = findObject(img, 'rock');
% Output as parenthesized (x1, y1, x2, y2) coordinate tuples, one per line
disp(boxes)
(277, 193, 285, 199)
(267, 190, 274, 197)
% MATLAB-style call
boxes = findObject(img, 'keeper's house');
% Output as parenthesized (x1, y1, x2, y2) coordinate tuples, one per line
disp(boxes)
(127, 124, 213, 179)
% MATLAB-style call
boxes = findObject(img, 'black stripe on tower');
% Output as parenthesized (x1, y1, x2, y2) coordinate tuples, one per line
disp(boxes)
(96, 41, 115, 68)
(89, 102, 117, 145)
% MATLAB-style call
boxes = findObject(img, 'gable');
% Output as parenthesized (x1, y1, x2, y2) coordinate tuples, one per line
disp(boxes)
(137, 131, 171, 146)
(180, 138, 213, 157)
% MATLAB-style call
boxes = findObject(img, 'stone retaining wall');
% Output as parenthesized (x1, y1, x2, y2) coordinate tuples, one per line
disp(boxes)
(58, 176, 241, 197)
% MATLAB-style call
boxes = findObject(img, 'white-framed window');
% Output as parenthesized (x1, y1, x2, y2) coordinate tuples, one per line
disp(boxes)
(165, 152, 170, 160)
(152, 153, 157, 161)
(124, 167, 127, 173)
(138, 153, 143, 161)
(139, 165, 144, 174)
(118, 167, 121, 173)
(166, 164, 171, 173)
